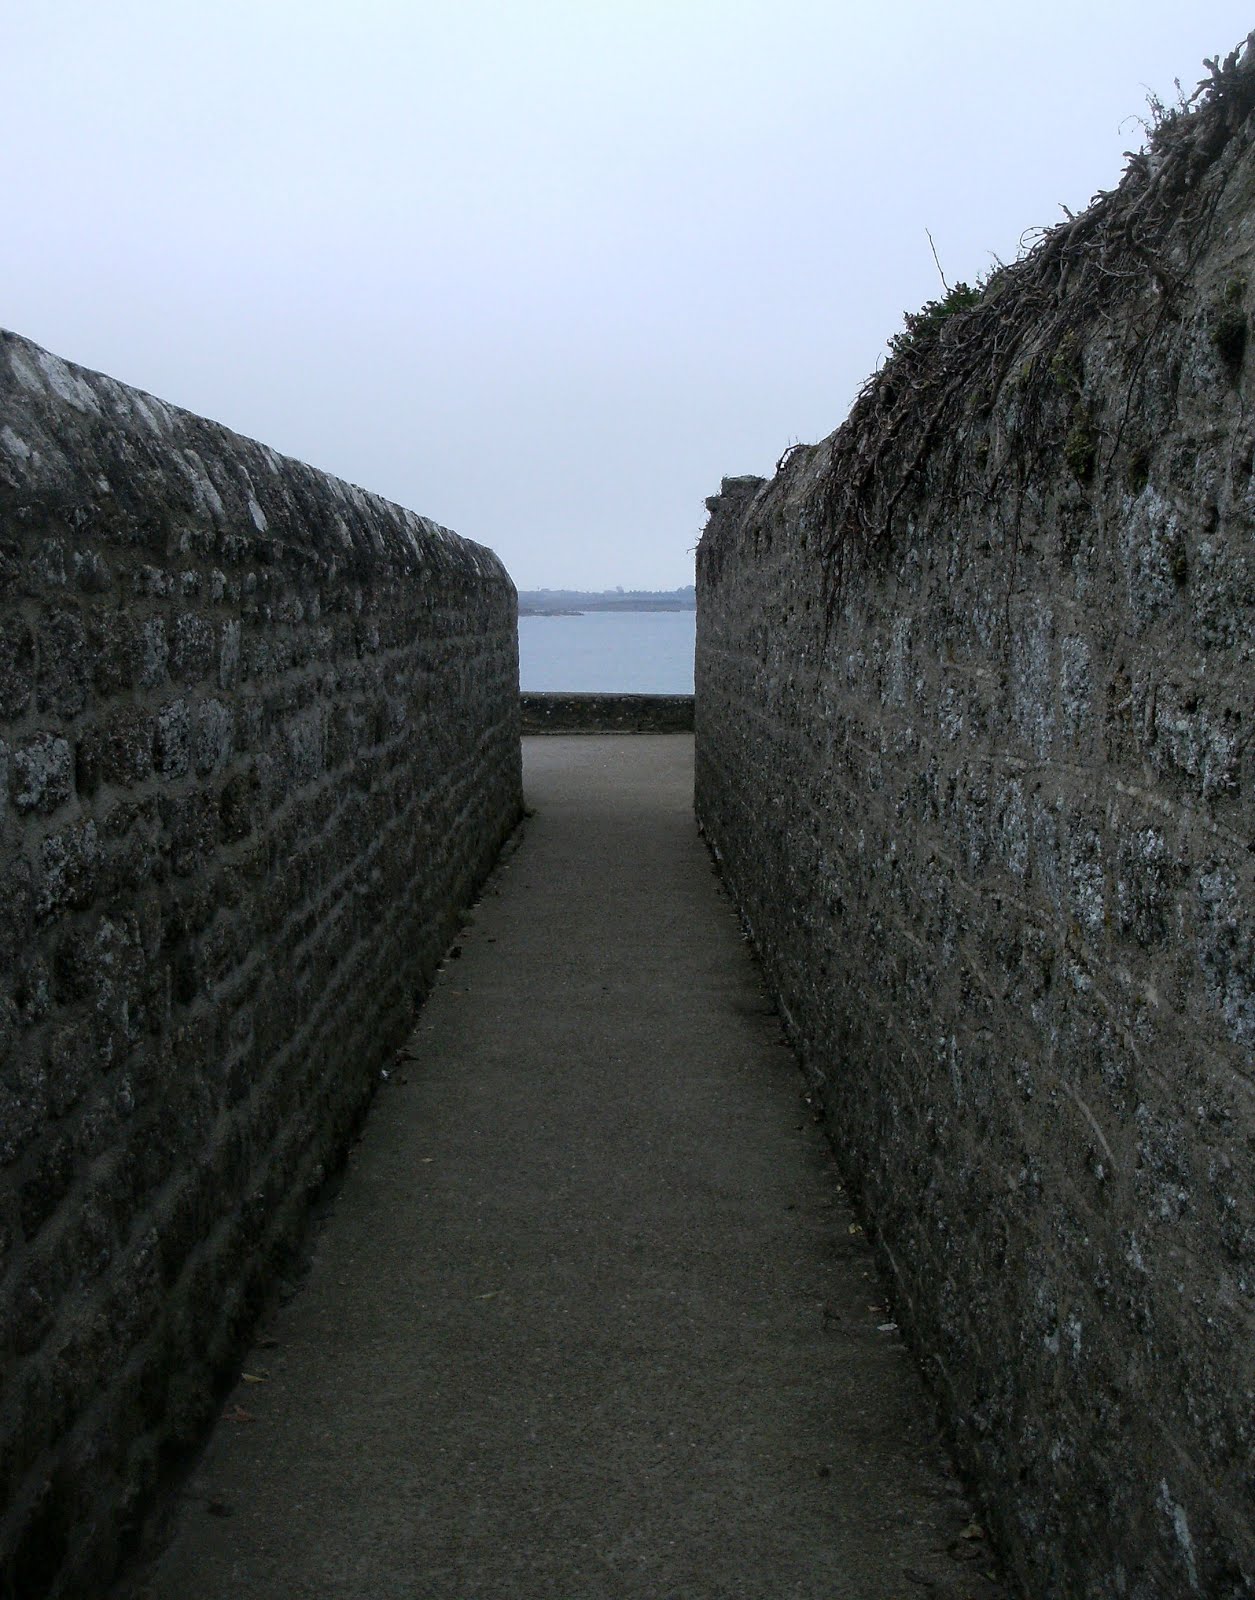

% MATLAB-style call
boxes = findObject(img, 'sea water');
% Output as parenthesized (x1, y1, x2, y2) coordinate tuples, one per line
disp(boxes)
(518, 610, 696, 693)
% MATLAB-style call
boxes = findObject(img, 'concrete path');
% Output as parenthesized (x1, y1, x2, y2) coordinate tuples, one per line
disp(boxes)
(125, 737, 1003, 1600)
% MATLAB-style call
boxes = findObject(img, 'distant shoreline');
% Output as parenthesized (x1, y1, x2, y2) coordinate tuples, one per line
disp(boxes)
(517, 586, 695, 618)
(518, 602, 695, 617)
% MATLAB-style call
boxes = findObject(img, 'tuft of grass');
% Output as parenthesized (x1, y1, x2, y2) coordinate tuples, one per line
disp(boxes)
(1213, 279, 1247, 375)
(888, 281, 982, 357)
(1049, 332, 1084, 396)
(1064, 410, 1098, 484)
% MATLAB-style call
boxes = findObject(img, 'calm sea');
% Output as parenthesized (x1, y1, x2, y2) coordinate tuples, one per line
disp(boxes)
(518, 610, 696, 693)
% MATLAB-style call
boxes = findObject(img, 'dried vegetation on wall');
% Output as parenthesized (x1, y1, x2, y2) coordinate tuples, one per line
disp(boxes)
(697, 37, 1255, 1600)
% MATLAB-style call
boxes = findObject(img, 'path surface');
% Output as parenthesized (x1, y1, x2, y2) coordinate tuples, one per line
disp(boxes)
(126, 737, 1001, 1600)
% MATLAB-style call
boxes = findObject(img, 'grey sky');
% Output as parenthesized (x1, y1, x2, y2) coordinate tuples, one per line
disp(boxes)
(4, 3, 1250, 588)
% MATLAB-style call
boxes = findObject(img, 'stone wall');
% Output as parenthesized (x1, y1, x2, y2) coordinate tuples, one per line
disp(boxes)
(0, 331, 522, 1596)
(520, 691, 694, 734)
(696, 65, 1255, 1600)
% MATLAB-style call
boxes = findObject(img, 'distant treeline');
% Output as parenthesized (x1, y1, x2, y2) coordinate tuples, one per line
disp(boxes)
(518, 585, 696, 615)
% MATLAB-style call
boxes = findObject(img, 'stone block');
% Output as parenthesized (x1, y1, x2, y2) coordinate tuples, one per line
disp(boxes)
(36, 605, 89, 716)
(170, 612, 215, 682)
(152, 699, 190, 778)
(12, 732, 74, 814)
(0, 621, 35, 717)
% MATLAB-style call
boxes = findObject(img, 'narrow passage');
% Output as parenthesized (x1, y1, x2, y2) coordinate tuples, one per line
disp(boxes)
(128, 736, 1001, 1600)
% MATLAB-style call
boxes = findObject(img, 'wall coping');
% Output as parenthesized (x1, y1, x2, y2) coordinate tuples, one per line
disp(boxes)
(520, 692, 694, 734)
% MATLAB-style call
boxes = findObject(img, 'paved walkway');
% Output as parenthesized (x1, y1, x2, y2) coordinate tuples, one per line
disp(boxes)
(126, 737, 1002, 1600)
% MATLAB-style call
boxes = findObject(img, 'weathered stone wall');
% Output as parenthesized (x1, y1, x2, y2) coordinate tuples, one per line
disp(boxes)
(0, 331, 522, 1596)
(520, 691, 694, 733)
(696, 73, 1255, 1600)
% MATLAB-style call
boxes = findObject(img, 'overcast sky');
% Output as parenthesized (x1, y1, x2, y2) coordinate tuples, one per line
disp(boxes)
(3, 4, 1251, 588)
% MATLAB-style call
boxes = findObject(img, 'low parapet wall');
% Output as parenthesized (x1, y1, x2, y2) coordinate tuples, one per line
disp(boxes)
(696, 58, 1255, 1600)
(520, 692, 694, 734)
(0, 331, 522, 1596)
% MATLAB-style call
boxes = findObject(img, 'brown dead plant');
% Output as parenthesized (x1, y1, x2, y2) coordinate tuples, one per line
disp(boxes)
(799, 32, 1255, 626)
